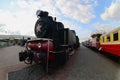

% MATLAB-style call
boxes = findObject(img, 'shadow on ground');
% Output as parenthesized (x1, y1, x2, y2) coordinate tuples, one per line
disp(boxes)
(8, 64, 45, 80)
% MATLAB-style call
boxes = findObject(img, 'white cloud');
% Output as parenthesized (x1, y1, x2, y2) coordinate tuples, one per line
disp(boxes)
(93, 23, 117, 33)
(78, 29, 93, 42)
(0, 9, 37, 36)
(60, 19, 82, 31)
(10, 0, 60, 17)
(55, 0, 96, 23)
(81, 0, 98, 4)
(79, 22, 117, 42)
(76, 28, 92, 42)
(79, 23, 118, 42)
(0, 0, 97, 36)
(101, 0, 120, 21)
(79, 36, 90, 42)
(81, 29, 92, 35)
(11, 0, 96, 23)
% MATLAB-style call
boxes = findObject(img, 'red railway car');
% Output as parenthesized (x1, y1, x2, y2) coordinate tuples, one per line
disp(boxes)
(99, 27, 120, 57)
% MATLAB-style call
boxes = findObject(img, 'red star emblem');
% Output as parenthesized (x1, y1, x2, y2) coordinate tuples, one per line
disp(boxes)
(36, 24, 41, 32)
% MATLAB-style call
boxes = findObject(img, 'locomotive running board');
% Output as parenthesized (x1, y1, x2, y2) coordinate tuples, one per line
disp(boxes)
(28, 38, 53, 41)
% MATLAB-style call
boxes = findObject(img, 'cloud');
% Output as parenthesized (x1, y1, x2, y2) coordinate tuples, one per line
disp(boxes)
(0, 0, 97, 36)
(11, 0, 96, 23)
(60, 19, 82, 31)
(93, 23, 117, 33)
(101, 0, 120, 21)
(79, 36, 91, 42)
(0, 9, 37, 36)
(77, 29, 93, 42)
(10, 0, 60, 17)
(79, 22, 118, 42)
(75, 28, 92, 42)
(79, 22, 117, 42)
(55, 0, 96, 23)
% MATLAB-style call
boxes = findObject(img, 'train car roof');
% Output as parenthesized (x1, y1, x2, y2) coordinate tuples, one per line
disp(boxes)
(101, 26, 120, 37)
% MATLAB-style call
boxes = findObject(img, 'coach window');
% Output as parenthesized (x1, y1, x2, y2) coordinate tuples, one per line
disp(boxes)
(107, 36, 110, 42)
(113, 32, 118, 41)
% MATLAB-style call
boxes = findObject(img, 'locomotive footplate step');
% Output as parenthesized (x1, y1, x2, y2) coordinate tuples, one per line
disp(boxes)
(8, 65, 45, 80)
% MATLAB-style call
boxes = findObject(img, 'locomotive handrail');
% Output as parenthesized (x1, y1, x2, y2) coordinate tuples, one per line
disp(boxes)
(46, 39, 50, 73)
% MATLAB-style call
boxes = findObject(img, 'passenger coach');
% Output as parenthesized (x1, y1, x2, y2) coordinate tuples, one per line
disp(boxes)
(99, 27, 120, 57)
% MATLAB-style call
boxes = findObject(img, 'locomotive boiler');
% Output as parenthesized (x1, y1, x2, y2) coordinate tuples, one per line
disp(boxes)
(19, 10, 80, 73)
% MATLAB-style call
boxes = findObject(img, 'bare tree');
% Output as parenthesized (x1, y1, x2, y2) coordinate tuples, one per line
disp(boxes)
(0, 24, 6, 32)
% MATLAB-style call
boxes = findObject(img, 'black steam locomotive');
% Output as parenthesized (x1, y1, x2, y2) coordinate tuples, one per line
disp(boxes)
(19, 10, 80, 73)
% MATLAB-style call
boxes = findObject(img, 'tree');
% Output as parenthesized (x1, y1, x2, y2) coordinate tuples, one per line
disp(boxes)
(0, 24, 6, 32)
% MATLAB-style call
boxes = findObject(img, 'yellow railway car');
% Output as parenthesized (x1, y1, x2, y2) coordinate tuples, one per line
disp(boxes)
(100, 27, 120, 57)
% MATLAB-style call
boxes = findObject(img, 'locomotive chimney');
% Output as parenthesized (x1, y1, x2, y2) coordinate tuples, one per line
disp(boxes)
(54, 17, 56, 21)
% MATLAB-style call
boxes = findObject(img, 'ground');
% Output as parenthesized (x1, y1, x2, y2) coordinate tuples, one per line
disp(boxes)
(0, 46, 29, 80)
(0, 45, 120, 80)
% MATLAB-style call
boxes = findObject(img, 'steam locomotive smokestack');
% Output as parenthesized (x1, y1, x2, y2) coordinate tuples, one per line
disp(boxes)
(54, 17, 56, 21)
(36, 10, 48, 18)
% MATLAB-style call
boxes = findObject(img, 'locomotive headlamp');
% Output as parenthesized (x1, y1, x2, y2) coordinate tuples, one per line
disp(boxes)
(38, 43, 41, 48)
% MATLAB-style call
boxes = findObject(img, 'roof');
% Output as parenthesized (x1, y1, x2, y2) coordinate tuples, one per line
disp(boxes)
(101, 26, 120, 37)
(91, 33, 102, 38)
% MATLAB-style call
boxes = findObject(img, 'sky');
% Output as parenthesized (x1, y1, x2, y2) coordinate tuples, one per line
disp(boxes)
(0, 0, 120, 42)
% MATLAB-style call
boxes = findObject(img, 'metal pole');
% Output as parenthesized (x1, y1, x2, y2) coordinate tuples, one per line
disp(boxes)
(46, 40, 50, 73)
